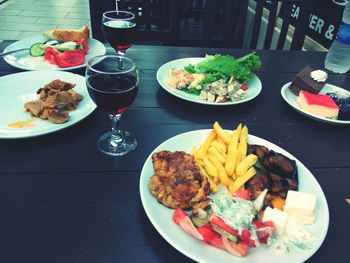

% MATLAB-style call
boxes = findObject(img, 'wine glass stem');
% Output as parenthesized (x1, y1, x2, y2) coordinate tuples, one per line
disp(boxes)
(110, 113, 122, 144)
(117, 51, 125, 69)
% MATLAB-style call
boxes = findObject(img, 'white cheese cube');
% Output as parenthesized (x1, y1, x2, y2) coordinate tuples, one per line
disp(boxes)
(284, 190, 316, 225)
(262, 206, 289, 236)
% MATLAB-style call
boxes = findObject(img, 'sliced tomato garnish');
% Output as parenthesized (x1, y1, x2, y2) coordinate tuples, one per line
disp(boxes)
(232, 188, 251, 200)
(173, 208, 203, 240)
(173, 208, 189, 224)
(253, 220, 274, 244)
(44, 47, 85, 68)
(59, 50, 85, 67)
(75, 39, 89, 54)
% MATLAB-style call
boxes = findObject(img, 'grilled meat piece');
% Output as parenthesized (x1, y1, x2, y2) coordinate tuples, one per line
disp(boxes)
(249, 145, 298, 184)
(245, 168, 271, 199)
(37, 79, 75, 95)
(24, 101, 44, 117)
(265, 151, 298, 183)
(248, 144, 270, 165)
(47, 109, 69, 124)
(247, 144, 298, 203)
(25, 79, 83, 124)
(270, 174, 297, 199)
(150, 151, 210, 210)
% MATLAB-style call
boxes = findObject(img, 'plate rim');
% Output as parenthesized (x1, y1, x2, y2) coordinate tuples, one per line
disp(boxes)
(139, 129, 329, 263)
(3, 35, 106, 71)
(281, 82, 350, 125)
(156, 57, 262, 106)
(0, 70, 96, 139)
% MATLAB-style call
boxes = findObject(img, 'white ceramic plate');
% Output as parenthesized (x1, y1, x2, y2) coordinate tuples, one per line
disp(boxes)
(3, 35, 106, 71)
(281, 82, 350, 124)
(0, 71, 96, 139)
(156, 58, 262, 106)
(140, 130, 329, 263)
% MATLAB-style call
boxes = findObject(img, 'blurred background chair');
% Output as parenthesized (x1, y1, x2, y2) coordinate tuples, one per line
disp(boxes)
(89, 0, 312, 50)
(198, 0, 312, 50)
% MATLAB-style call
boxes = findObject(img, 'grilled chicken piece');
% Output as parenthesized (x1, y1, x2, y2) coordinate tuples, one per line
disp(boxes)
(47, 109, 69, 123)
(150, 151, 210, 210)
(24, 101, 44, 117)
(37, 79, 75, 95)
(25, 79, 83, 124)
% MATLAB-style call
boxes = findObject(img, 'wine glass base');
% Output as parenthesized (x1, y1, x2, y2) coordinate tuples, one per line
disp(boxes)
(97, 131, 137, 156)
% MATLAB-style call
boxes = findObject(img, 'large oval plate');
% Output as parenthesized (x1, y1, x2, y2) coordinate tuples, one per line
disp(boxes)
(3, 35, 106, 71)
(140, 130, 329, 263)
(281, 81, 350, 124)
(0, 70, 96, 139)
(156, 58, 262, 106)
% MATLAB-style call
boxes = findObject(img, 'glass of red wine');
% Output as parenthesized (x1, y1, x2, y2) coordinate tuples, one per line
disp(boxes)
(102, 10, 136, 55)
(86, 55, 139, 156)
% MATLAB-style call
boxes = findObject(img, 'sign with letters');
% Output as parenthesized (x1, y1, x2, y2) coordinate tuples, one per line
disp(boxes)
(281, 0, 347, 48)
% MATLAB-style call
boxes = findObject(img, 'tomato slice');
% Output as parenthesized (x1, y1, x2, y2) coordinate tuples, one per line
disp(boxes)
(59, 50, 85, 67)
(232, 188, 251, 200)
(44, 47, 85, 68)
(75, 39, 89, 54)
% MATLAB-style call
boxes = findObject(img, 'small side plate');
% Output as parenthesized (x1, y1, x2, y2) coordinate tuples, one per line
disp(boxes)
(281, 82, 350, 124)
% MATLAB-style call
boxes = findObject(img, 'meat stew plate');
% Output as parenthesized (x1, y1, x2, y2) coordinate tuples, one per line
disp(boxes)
(139, 129, 329, 263)
(0, 70, 96, 139)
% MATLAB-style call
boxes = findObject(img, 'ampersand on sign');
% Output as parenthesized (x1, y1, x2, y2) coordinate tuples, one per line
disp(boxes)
(325, 25, 335, 40)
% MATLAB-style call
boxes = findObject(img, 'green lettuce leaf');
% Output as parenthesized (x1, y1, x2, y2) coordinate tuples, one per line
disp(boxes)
(185, 52, 261, 84)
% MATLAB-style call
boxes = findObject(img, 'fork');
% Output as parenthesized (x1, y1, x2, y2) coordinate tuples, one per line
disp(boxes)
(0, 48, 29, 57)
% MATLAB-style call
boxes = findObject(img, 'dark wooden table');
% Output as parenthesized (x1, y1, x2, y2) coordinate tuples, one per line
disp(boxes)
(0, 41, 349, 263)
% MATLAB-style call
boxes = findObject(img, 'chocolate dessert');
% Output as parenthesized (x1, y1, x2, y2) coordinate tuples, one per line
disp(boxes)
(290, 66, 327, 95)
(327, 92, 350, 120)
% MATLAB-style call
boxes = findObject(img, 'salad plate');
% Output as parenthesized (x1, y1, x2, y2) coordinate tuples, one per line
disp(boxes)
(0, 70, 96, 139)
(140, 129, 329, 263)
(281, 82, 350, 125)
(156, 57, 262, 106)
(2, 35, 106, 71)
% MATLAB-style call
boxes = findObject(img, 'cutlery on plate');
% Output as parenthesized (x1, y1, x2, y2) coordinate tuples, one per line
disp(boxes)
(0, 48, 29, 57)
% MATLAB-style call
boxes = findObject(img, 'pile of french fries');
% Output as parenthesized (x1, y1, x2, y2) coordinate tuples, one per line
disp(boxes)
(193, 122, 258, 195)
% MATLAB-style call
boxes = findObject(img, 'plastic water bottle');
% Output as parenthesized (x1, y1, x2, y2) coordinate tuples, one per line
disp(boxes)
(325, 2, 350, 73)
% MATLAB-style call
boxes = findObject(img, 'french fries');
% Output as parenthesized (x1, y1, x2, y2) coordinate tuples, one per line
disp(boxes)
(236, 154, 258, 177)
(197, 130, 216, 159)
(213, 121, 231, 145)
(193, 122, 257, 195)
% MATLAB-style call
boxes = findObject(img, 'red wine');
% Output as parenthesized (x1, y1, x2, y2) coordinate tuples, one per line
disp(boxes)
(87, 74, 138, 114)
(103, 20, 136, 52)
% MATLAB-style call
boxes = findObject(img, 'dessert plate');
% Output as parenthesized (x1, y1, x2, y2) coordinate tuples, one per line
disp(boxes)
(156, 57, 262, 106)
(0, 70, 96, 139)
(140, 129, 329, 263)
(2, 35, 106, 71)
(281, 82, 350, 124)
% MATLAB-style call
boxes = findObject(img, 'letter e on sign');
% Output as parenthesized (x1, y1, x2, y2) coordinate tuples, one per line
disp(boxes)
(309, 15, 317, 30)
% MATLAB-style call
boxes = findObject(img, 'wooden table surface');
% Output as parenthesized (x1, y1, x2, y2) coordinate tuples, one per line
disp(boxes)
(0, 41, 349, 263)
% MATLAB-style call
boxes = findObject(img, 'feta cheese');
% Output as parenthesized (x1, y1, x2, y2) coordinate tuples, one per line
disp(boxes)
(263, 206, 289, 236)
(284, 190, 316, 225)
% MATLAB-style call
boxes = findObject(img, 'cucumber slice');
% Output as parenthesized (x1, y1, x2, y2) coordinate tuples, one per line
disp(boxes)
(30, 43, 46, 57)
